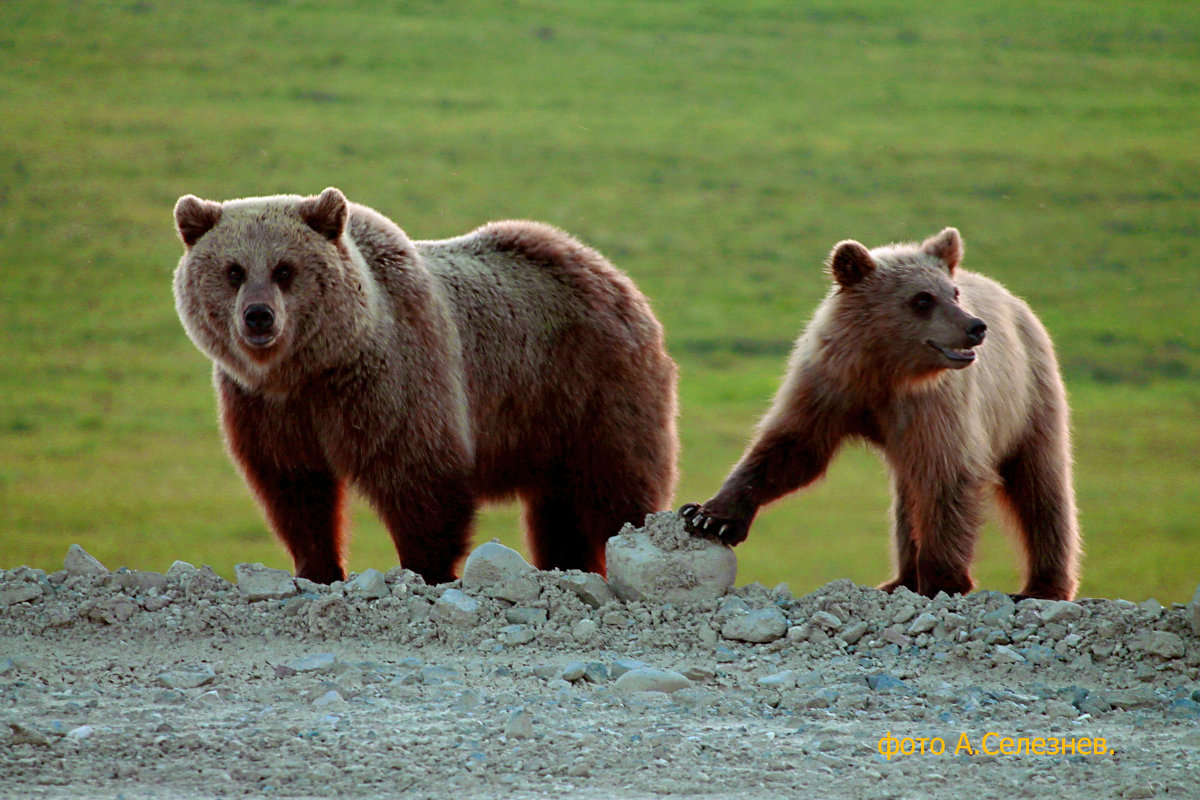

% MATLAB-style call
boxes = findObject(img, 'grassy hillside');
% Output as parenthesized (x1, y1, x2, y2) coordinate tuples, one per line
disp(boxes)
(1, 0, 1197, 600)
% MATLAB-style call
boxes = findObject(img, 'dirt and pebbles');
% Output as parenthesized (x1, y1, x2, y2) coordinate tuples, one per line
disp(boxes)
(2, 512, 1198, 800)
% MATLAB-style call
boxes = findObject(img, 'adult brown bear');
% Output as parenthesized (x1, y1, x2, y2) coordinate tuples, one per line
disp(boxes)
(681, 228, 1080, 600)
(173, 188, 678, 585)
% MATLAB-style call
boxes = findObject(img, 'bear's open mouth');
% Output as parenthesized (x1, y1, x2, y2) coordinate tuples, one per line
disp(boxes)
(927, 340, 976, 365)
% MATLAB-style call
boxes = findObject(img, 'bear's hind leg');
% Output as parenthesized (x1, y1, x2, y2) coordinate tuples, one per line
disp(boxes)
(997, 443, 1080, 600)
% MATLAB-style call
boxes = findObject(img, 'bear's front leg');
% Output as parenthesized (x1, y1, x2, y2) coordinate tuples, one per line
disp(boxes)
(679, 493, 757, 545)
(217, 373, 347, 583)
(911, 473, 986, 598)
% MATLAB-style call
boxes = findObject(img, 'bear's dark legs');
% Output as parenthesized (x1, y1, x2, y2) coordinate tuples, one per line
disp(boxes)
(911, 473, 985, 597)
(879, 480, 919, 593)
(998, 443, 1080, 601)
(254, 470, 348, 584)
(218, 373, 347, 583)
(360, 463, 476, 585)
(524, 478, 657, 576)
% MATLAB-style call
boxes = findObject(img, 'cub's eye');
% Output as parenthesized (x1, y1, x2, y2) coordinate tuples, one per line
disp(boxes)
(272, 262, 294, 287)
(227, 263, 245, 287)
(911, 291, 935, 312)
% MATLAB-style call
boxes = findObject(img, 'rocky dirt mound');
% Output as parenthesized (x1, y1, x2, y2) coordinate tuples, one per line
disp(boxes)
(2, 513, 1198, 799)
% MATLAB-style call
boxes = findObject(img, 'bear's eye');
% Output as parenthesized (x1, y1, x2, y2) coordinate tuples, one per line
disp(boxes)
(272, 262, 294, 288)
(911, 292, 935, 312)
(227, 263, 245, 288)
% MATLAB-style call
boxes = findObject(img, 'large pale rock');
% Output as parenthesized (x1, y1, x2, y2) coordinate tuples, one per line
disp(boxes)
(613, 667, 692, 694)
(234, 563, 297, 601)
(64, 544, 108, 576)
(461, 541, 534, 589)
(721, 607, 788, 643)
(606, 512, 736, 604)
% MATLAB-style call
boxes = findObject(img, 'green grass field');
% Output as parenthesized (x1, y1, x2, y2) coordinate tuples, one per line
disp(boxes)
(2, 1, 1197, 601)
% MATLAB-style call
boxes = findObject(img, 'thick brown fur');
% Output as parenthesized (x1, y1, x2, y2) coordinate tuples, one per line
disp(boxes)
(174, 188, 678, 584)
(681, 228, 1080, 600)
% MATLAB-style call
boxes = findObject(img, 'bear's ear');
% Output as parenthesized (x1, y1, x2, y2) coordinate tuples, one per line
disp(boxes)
(174, 195, 222, 248)
(921, 227, 963, 273)
(299, 187, 348, 241)
(828, 240, 876, 288)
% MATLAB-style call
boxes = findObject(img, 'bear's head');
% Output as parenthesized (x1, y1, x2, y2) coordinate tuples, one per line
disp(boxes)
(172, 187, 363, 389)
(825, 227, 987, 385)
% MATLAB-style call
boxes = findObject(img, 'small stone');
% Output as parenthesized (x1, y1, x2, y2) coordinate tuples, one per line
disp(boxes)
(312, 690, 348, 709)
(980, 607, 1014, 628)
(166, 560, 198, 578)
(1141, 631, 1185, 659)
(504, 708, 533, 739)
(1040, 600, 1084, 624)
(555, 572, 616, 608)
(906, 613, 938, 635)
(757, 670, 797, 690)
(431, 588, 480, 627)
(10, 722, 51, 746)
(559, 662, 587, 682)
(158, 665, 216, 689)
(505, 607, 547, 626)
(115, 569, 168, 593)
(234, 563, 297, 601)
(811, 611, 842, 631)
(613, 667, 692, 694)
(63, 544, 108, 576)
(682, 665, 716, 683)
(1107, 688, 1160, 710)
(497, 624, 535, 646)
(461, 541, 534, 589)
(288, 653, 340, 674)
(610, 658, 649, 678)
(721, 607, 788, 643)
(993, 645, 1026, 664)
(1120, 785, 1156, 799)
(866, 673, 912, 694)
(345, 569, 388, 599)
(839, 621, 869, 645)
(66, 725, 94, 740)
(571, 618, 598, 642)
(1139, 598, 1163, 616)
(0, 583, 42, 606)
(1044, 699, 1078, 719)
(486, 575, 541, 604)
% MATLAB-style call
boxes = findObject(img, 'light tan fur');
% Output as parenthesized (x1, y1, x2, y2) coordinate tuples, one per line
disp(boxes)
(682, 228, 1080, 599)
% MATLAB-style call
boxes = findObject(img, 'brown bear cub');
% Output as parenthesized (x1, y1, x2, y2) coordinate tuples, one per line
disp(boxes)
(173, 188, 678, 584)
(681, 228, 1080, 600)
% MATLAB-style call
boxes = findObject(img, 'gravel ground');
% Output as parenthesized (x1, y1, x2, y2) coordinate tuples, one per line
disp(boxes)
(2, 515, 1198, 800)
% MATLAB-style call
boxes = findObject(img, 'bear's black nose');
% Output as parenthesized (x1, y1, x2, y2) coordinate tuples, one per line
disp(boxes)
(967, 319, 987, 346)
(244, 304, 275, 332)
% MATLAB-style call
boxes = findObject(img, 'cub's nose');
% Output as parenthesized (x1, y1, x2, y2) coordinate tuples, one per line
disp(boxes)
(244, 304, 275, 333)
(967, 318, 987, 346)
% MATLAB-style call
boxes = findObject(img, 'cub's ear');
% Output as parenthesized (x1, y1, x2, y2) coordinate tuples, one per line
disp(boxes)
(174, 195, 222, 248)
(921, 227, 963, 272)
(828, 240, 876, 287)
(299, 187, 348, 241)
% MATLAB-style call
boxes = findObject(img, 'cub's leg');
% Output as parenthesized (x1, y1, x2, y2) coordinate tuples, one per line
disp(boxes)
(878, 477, 919, 593)
(997, 441, 1080, 601)
(217, 373, 347, 583)
(911, 473, 986, 597)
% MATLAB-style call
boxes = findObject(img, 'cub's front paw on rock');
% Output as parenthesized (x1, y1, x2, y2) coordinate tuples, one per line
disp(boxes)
(678, 503, 751, 546)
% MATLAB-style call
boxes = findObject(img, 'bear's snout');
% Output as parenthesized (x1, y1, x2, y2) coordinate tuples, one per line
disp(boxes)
(966, 318, 987, 346)
(241, 304, 277, 348)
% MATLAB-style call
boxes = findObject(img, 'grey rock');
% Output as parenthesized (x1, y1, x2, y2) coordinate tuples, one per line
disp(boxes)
(571, 618, 598, 642)
(721, 607, 788, 643)
(158, 664, 216, 689)
(611, 658, 649, 678)
(312, 690, 348, 709)
(1107, 688, 1160, 710)
(555, 572, 616, 608)
(234, 563, 297, 601)
(811, 611, 842, 631)
(559, 661, 588, 682)
(993, 645, 1026, 664)
(906, 612, 938, 635)
(0, 583, 42, 606)
(505, 606, 547, 626)
(10, 722, 51, 746)
(497, 624, 535, 646)
(980, 607, 1015, 628)
(64, 544, 108, 576)
(461, 541, 533, 589)
(288, 653, 341, 674)
(345, 568, 388, 599)
(166, 560, 198, 578)
(1190, 583, 1200, 636)
(1140, 630, 1185, 659)
(757, 670, 798, 690)
(614, 667, 692, 694)
(505, 708, 534, 739)
(485, 575, 541, 604)
(1040, 600, 1084, 624)
(866, 673, 913, 694)
(115, 569, 168, 593)
(606, 517, 736, 603)
(431, 588, 480, 627)
(839, 620, 869, 645)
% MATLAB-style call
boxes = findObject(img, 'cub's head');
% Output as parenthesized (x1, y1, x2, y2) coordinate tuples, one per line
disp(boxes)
(826, 227, 987, 382)
(172, 187, 354, 387)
